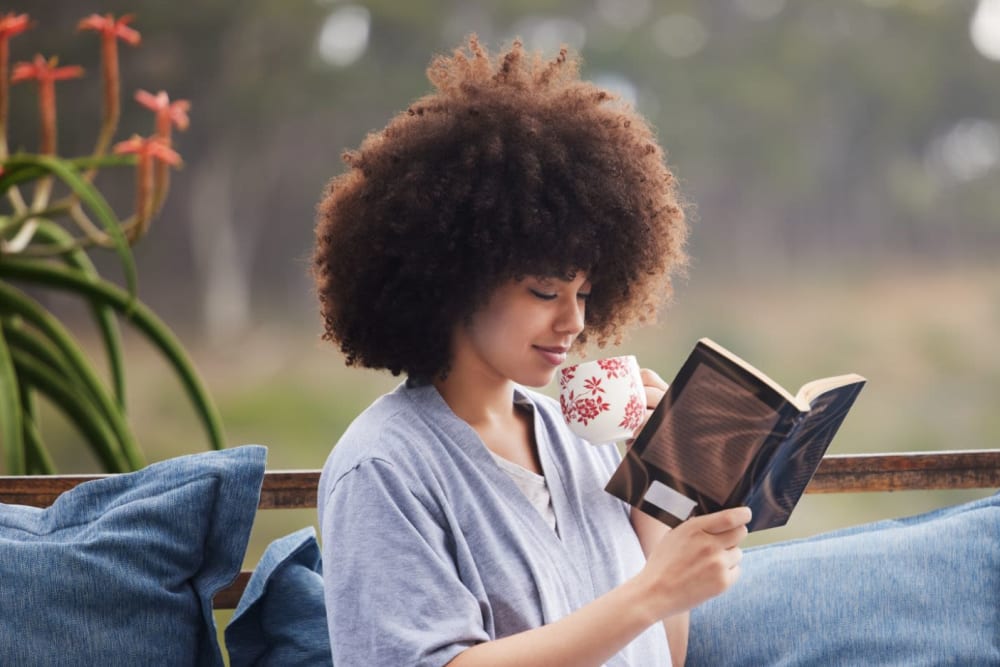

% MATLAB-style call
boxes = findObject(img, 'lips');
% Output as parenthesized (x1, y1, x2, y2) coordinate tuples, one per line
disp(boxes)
(534, 345, 569, 366)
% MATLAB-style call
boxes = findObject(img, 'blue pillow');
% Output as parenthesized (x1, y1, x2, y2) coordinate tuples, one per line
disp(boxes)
(0, 445, 266, 667)
(225, 526, 332, 666)
(688, 493, 1000, 666)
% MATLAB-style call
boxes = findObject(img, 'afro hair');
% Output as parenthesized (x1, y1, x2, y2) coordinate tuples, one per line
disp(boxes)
(313, 36, 688, 380)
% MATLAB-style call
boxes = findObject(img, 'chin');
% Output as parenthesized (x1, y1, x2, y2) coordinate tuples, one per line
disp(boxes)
(515, 368, 559, 388)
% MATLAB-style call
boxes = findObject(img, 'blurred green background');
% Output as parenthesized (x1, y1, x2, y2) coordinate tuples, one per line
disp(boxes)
(4, 0, 999, 649)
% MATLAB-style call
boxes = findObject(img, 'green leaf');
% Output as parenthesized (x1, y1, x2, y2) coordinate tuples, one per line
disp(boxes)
(18, 380, 56, 474)
(9, 348, 125, 473)
(34, 221, 127, 411)
(0, 323, 25, 474)
(0, 162, 45, 194)
(3, 317, 123, 469)
(2, 317, 76, 387)
(0, 282, 143, 470)
(0, 154, 136, 196)
(0, 259, 225, 452)
(8, 322, 119, 474)
(22, 407, 56, 475)
(2, 154, 138, 300)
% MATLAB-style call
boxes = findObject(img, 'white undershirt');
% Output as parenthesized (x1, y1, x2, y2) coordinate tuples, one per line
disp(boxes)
(490, 451, 558, 533)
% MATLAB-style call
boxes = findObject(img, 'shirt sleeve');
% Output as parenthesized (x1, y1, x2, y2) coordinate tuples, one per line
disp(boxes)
(321, 457, 490, 666)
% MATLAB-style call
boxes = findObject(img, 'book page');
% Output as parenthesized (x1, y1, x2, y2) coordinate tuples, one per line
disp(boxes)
(639, 362, 783, 505)
(744, 378, 865, 529)
(697, 338, 798, 405)
(795, 373, 867, 407)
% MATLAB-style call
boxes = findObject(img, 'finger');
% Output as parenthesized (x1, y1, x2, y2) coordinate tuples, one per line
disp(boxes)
(723, 546, 744, 570)
(640, 368, 668, 392)
(643, 387, 666, 410)
(639, 369, 668, 414)
(694, 506, 752, 534)
(710, 523, 749, 549)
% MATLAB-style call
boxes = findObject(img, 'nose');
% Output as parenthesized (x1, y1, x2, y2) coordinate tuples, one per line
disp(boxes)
(555, 296, 585, 336)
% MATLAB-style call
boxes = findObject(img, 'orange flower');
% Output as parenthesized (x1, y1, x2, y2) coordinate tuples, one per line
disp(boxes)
(77, 13, 141, 46)
(135, 89, 190, 141)
(0, 13, 31, 40)
(11, 55, 85, 154)
(78, 14, 141, 132)
(113, 134, 182, 166)
(10, 55, 85, 85)
(114, 134, 181, 232)
(0, 13, 32, 138)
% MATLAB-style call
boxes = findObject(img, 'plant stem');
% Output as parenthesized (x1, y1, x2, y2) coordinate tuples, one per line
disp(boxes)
(0, 322, 25, 474)
(0, 259, 225, 451)
(34, 220, 127, 411)
(0, 38, 8, 160)
(0, 281, 143, 469)
(10, 347, 125, 472)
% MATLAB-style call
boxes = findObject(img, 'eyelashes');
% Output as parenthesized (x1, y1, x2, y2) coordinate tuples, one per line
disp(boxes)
(529, 288, 557, 301)
(529, 288, 590, 302)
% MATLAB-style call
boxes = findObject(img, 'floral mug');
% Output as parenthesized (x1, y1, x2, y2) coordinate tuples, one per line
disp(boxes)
(558, 355, 645, 445)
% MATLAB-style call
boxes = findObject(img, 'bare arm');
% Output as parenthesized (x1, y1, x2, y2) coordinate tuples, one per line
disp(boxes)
(447, 507, 750, 667)
(634, 505, 690, 666)
(632, 368, 688, 666)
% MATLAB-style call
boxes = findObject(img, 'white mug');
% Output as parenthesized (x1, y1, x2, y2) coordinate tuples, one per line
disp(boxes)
(558, 355, 645, 445)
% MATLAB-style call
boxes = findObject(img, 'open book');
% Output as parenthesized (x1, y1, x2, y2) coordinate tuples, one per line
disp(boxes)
(605, 338, 866, 532)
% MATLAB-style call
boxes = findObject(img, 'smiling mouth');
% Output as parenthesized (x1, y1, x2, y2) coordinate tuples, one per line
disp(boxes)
(534, 345, 569, 366)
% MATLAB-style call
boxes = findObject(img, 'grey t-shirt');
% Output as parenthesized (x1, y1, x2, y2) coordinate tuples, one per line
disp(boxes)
(318, 381, 671, 666)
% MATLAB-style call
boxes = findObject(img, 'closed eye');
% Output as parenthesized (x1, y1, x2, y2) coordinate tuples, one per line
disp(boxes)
(529, 289, 557, 301)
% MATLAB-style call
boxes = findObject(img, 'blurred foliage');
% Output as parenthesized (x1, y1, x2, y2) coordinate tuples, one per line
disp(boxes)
(1, 0, 995, 331)
(0, 2, 995, 494)
(0, 11, 223, 473)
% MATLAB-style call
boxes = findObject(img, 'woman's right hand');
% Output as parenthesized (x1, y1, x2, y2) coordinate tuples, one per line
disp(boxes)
(634, 507, 752, 620)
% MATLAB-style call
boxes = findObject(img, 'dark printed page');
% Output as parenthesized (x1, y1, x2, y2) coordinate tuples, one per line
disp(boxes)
(638, 362, 782, 509)
(743, 378, 866, 530)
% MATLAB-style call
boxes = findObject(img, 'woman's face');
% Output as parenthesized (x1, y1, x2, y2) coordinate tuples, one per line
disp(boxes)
(452, 272, 591, 388)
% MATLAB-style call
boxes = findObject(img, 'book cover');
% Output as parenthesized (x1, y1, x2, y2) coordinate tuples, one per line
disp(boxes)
(605, 338, 866, 532)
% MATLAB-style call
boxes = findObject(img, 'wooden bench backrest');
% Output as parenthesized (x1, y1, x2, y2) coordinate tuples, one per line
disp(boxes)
(2, 449, 998, 609)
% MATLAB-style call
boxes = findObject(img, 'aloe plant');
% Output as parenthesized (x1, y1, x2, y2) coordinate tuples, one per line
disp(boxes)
(0, 12, 224, 474)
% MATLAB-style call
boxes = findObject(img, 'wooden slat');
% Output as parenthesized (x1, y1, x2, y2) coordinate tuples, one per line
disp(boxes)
(214, 571, 252, 610)
(0, 469, 323, 509)
(807, 450, 1000, 493)
(3, 452, 999, 508)
(257, 470, 321, 510)
(2, 452, 998, 610)
(0, 473, 104, 507)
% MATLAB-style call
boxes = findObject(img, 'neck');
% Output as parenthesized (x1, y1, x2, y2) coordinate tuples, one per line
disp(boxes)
(433, 363, 517, 430)
(433, 334, 541, 474)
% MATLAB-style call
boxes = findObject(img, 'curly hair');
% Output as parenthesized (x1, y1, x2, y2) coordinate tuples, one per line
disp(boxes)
(313, 36, 688, 380)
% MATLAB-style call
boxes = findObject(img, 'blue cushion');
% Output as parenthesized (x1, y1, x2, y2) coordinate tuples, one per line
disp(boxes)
(225, 526, 332, 666)
(688, 493, 1000, 666)
(0, 445, 266, 667)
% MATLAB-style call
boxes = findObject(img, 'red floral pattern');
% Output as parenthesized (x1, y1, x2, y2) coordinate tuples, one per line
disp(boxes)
(560, 390, 577, 422)
(560, 357, 644, 439)
(618, 394, 644, 431)
(572, 396, 610, 425)
(583, 376, 604, 395)
(560, 387, 614, 427)
(597, 357, 630, 379)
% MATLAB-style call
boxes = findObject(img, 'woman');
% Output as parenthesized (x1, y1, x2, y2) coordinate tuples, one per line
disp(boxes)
(313, 36, 750, 666)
